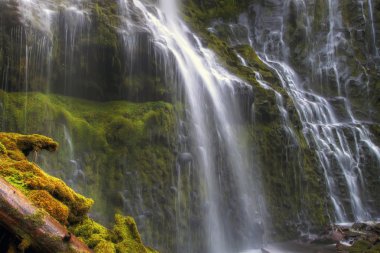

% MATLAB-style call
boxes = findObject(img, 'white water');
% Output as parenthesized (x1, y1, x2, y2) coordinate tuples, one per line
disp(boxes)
(3, 0, 89, 93)
(241, 0, 380, 222)
(118, 0, 262, 252)
(368, 0, 379, 57)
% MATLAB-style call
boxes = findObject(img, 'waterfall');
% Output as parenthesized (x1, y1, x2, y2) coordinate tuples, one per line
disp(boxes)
(117, 0, 262, 252)
(368, 0, 379, 57)
(1, 0, 379, 252)
(239, 0, 380, 222)
(1, 0, 90, 97)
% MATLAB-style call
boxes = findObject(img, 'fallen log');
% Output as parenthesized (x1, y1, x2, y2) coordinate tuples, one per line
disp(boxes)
(0, 177, 92, 253)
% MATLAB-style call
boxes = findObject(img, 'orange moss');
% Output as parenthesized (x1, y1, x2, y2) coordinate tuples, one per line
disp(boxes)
(28, 190, 69, 224)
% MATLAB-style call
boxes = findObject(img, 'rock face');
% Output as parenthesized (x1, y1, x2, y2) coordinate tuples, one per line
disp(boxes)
(0, 0, 170, 102)
(0, 132, 158, 253)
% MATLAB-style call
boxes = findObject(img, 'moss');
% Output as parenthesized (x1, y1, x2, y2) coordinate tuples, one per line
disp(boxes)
(0, 131, 159, 252)
(0, 132, 94, 224)
(0, 142, 7, 154)
(0, 91, 176, 234)
(71, 215, 157, 253)
(349, 240, 373, 253)
(25, 209, 46, 228)
(182, 0, 251, 22)
(94, 240, 116, 253)
(90, 1, 120, 50)
(28, 190, 70, 224)
(18, 238, 32, 251)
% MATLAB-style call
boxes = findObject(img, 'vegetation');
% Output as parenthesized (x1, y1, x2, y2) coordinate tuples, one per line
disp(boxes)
(0, 132, 158, 253)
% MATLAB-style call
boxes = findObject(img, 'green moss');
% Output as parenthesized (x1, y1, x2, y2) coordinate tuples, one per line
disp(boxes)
(0, 91, 176, 226)
(0, 131, 158, 252)
(94, 240, 116, 253)
(71, 215, 157, 253)
(182, 0, 251, 22)
(349, 240, 373, 253)
(90, 1, 120, 49)
(0, 142, 6, 154)
(25, 209, 46, 228)
(0, 132, 94, 224)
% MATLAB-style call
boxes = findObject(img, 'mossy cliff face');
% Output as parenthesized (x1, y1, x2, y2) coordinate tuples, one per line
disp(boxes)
(0, 0, 171, 102)
(0, 132, 157, 253)
(0, 91, 177, 251)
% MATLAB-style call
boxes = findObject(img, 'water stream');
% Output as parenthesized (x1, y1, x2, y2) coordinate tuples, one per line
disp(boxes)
(239, 0, 380, 222)
(117, 0, 263, 252)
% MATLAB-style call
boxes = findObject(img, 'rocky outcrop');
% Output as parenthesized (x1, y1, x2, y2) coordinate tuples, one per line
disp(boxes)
(333, 222, 380, 253)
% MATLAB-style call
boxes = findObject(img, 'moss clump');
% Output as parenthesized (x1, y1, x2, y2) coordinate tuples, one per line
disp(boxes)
(0, 132, 159, 252)
(28, 190, 70, 224)
(0, 132, 93, 224)
(71, 215, 159, 253)
(0, 142, 6, 154)
(0, 133, 58, 161)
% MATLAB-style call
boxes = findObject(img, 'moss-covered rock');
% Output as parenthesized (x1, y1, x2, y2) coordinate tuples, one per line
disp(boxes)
(0, 131, 158, 252)
(0, 132, 93, 223)
(0, 90, 177, 251)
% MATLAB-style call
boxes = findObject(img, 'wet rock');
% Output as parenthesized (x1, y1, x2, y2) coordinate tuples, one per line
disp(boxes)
(333, 222, 380, 252)
(177, 152, 193, 165)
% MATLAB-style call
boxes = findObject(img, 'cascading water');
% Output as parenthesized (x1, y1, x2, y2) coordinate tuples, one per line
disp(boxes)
(368, 0, 379, 57)
(1, 0, 380, 252)
(237, 0, 380, 223)
(0, 0, 90, 99)
(117, 0, 263, 252)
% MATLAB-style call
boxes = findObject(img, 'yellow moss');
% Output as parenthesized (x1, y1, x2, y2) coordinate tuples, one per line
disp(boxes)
(112, 214, 147, 253)
(0, 132, 58, 159)
(16, 134, 58, 155)
(18, 238, 32, 251)
(0, 141, 6, 154)
(0, 132, 93, 224)
(28, 190, 69, 224)
(0, 132, 158, 252)
(94, 240, 116, 253)
(113, 214, 142, 244)
(70, 217, 110, 247)
(71, 215, 156, 253)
